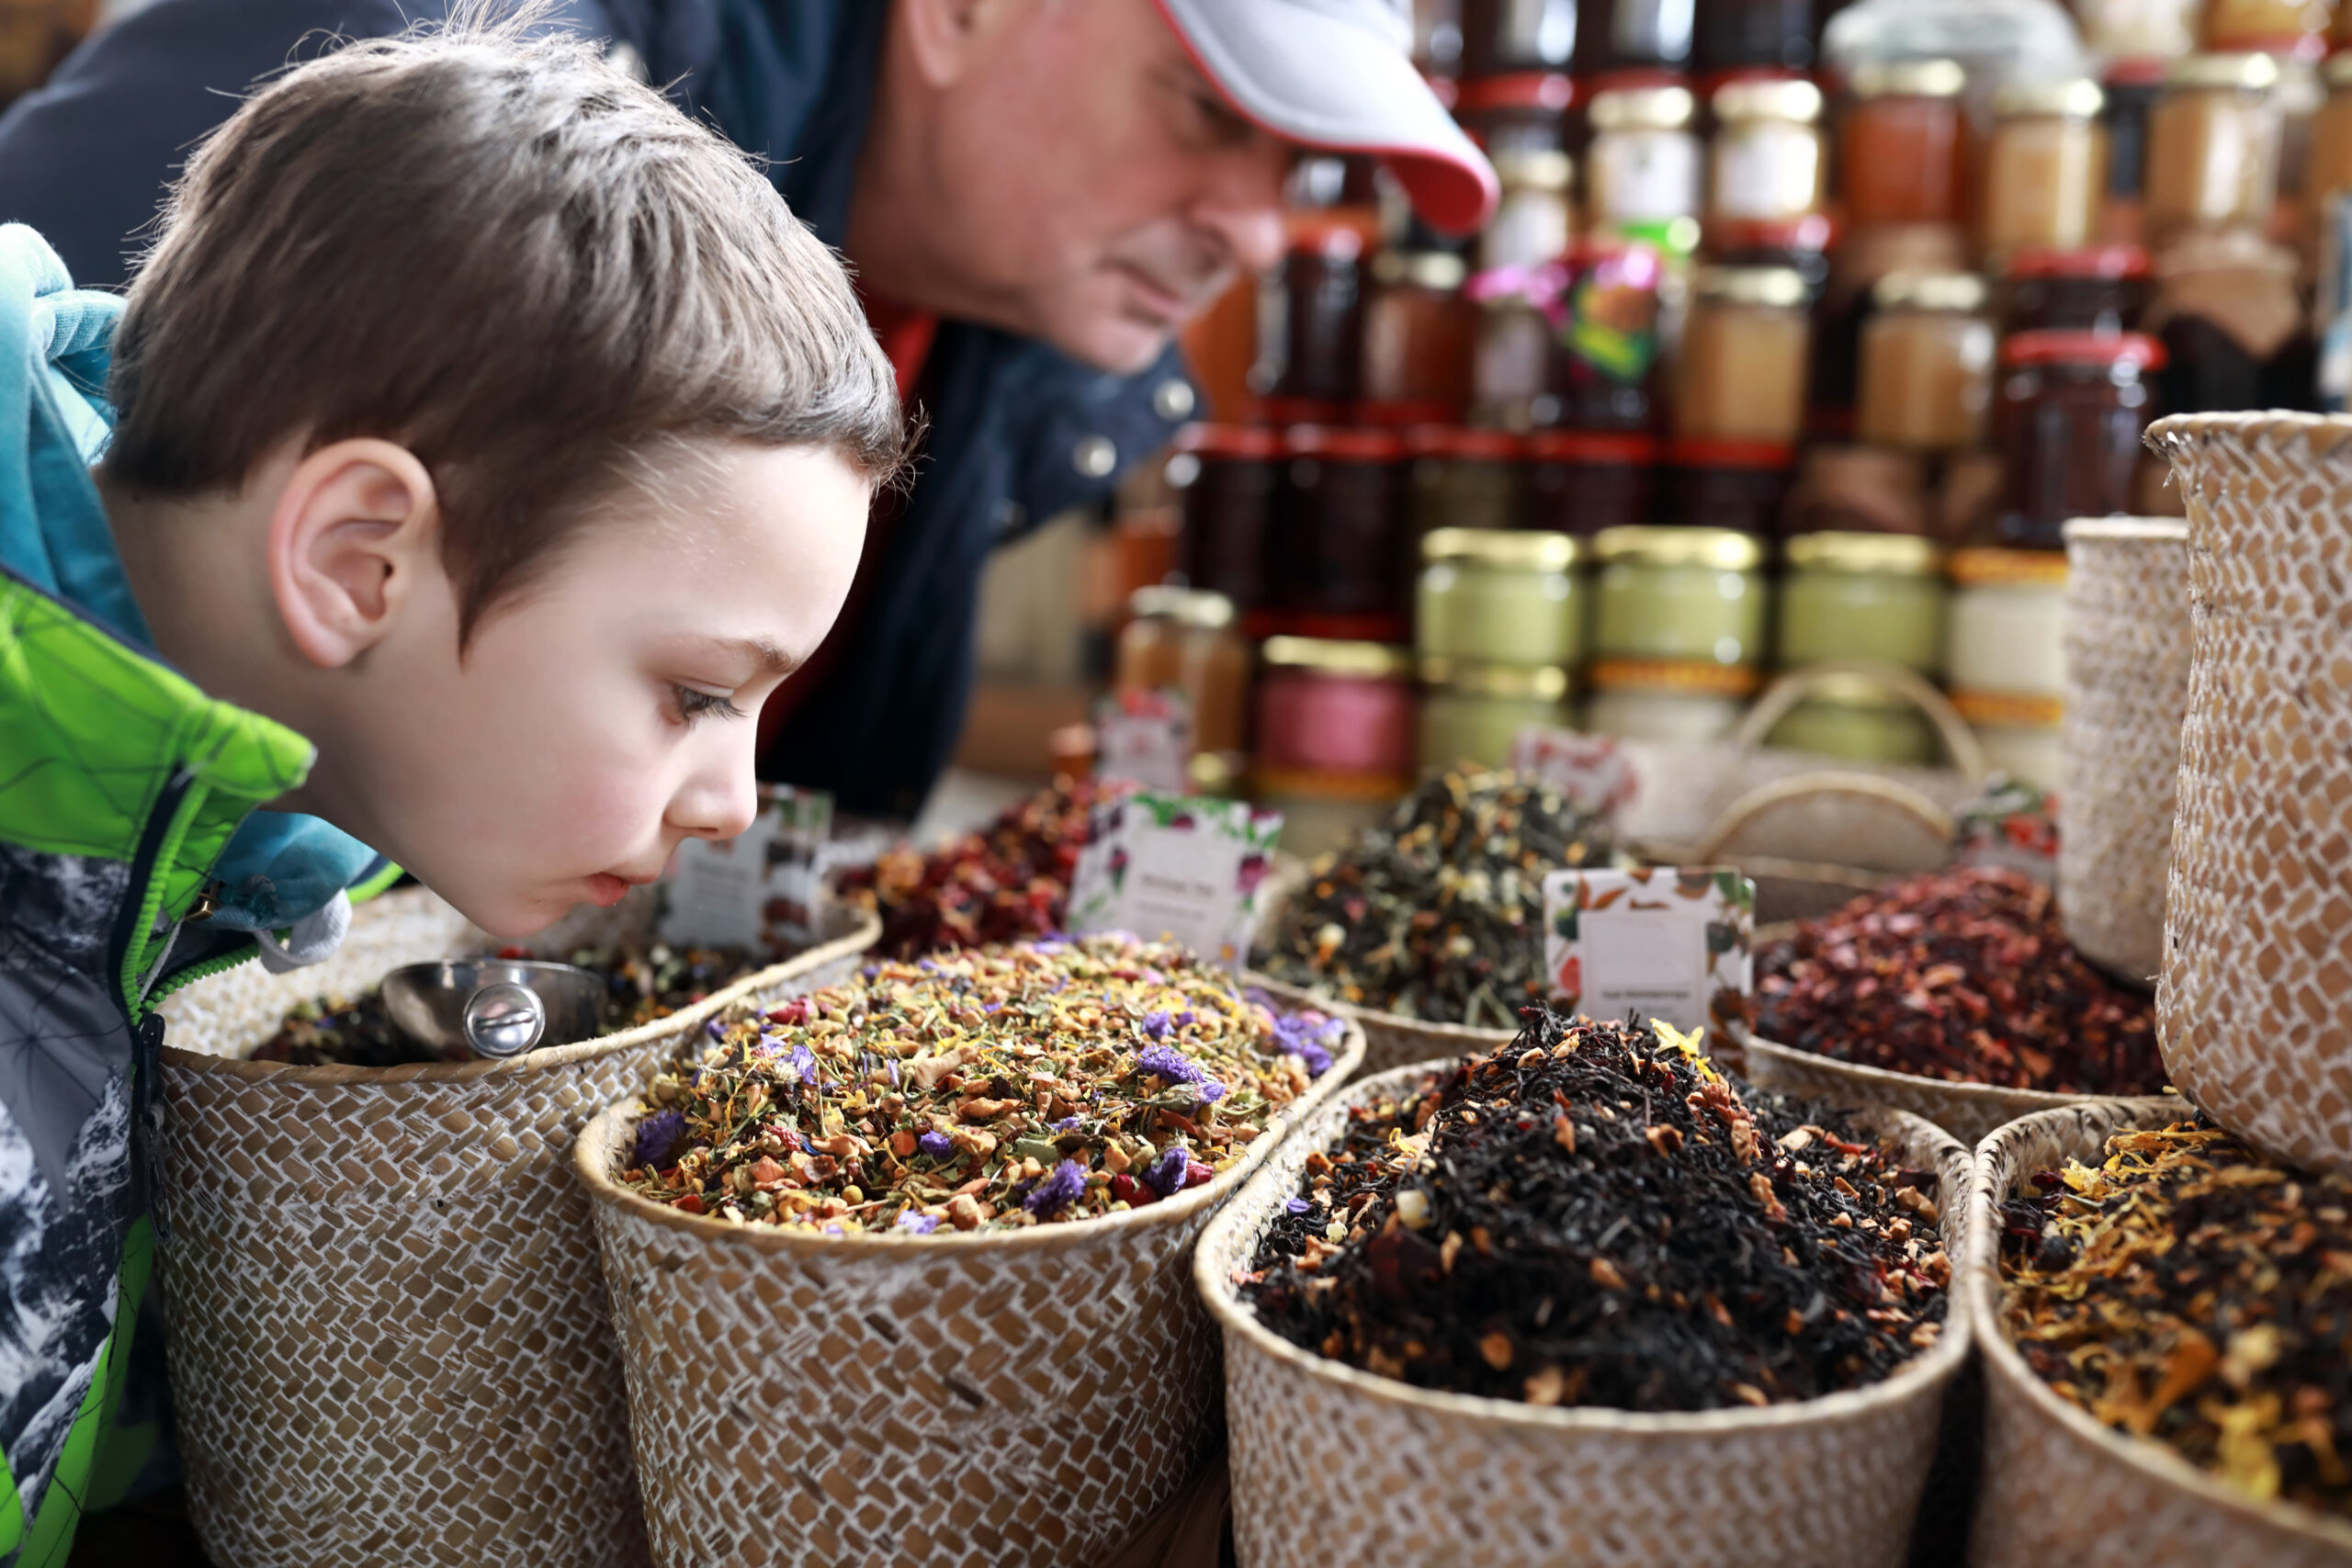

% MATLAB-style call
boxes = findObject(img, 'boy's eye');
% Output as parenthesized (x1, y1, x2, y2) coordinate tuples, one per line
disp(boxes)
(670, 683, 747, 727)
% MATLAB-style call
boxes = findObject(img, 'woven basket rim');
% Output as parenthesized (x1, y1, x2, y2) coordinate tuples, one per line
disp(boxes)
(158, 905, 881, 1085)
(2144, 411, 2352, 453)
(1735, 1026, 2125, 1120)
(1193, 1057, 1975, 1438)
(1967, 1100, 2352, 1551)
(571, 1008, 1369, 1258)
(1243, 971, 1518, 1050)
(2062, 516, 2189, 546)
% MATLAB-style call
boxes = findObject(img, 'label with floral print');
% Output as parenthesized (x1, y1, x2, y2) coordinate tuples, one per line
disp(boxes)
(1542, 866, 1755, 1036)
(659, 784, 835, 953)
(1066, 792, 1283, 969)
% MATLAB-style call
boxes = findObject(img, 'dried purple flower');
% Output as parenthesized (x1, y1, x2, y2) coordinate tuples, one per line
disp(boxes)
(1024, 1160, 1089, 1218)
(633, 1109, 687, 1170)
(1143, 1143, 1191, 1199)
(1285, 1197, 1313, 1214)
(786, 1043, 818, 1085)
(1199, 1080, 1228, 1104)
(896, 1213, 942, 1235)
(1142, 1010, 1174, 1039)
(1053, 1116, 1082, 1131)
(1136, 1043, 1207, 1085)
(918, 1131, 955, 1160)
(704, 1017, 728, 1042)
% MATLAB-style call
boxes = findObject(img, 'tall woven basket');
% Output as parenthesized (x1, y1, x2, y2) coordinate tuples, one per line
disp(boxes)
(2059, 518, 2192, 989)
(2143, 413, 2352, 1174)
(1195, 1062, 1973, 1567)
(571, 1009, 1367, 1568)
(154, 886, 878, 1568)
(1967, 1100, 2352, 1567)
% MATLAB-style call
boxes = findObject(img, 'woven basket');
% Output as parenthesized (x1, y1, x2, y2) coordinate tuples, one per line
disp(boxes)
(156, 889, 879, 1568)
(1966, 1100, 2352, 1567)
(572, 1009, 1368, 1568)
(1735, 1023, 2126, 1149)
(2142, 413, 2352, 1175)
(1195, 1061, 1974, 1568)
(2059, 518, 2192, 990)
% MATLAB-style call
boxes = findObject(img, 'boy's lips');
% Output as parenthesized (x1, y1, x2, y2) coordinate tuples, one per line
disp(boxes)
(584, 871, 656, 908)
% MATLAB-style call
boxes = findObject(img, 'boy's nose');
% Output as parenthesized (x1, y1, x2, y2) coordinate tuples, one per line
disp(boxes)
(670, 746, 761, 842)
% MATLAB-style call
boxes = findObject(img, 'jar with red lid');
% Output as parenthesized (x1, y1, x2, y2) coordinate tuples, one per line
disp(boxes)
(1360, 249, 1476, 424)
(1454, 72, 1577, 159)
(1460, 0, 1581, 76)
(1994, 331, 2165, 550)
(1546, 238, 1669, 432)
(1998, 244, 2153, 334)
(1523, 431, 1659, 534)
(1258, 217, 1371, 420)
(1406, 425, 1526, 540)
(1170, 423, 1282, 613)
(1665, 438, 1795, 535)
(1271, 425, 1412, 638)
(1841, 59, 1971, 228)
(1693, 0, 1816, 74)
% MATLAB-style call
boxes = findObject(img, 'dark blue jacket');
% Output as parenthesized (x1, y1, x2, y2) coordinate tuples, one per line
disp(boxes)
(0, 0, 1193, 818)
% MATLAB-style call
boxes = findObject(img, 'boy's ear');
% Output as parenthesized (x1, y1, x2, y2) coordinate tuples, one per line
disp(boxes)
(898, 0, 1023, 85)
(268, 438, 440, 670)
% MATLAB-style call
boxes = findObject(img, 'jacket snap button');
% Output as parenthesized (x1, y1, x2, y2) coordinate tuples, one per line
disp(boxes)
(1071, 434, 1117, 478)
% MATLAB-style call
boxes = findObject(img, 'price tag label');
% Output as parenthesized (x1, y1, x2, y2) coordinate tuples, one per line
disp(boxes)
(1065, 792, 1282, 969)
(1094, 689, 1194, 793)
(1541, 866, 1754, 1036)
(1510, 725, 1640, 821)
(659, 785, 835, 953)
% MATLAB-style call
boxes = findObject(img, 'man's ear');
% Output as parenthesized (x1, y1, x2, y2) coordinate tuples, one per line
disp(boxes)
(895, 0, 1026, 87)
(267, 437, 440, 670)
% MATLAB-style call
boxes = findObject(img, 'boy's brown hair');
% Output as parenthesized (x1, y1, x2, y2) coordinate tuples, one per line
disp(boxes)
(103, 17, 904, 641)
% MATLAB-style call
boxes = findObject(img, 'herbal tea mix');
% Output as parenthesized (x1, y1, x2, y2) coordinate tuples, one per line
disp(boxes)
(837, 779, 1129, 960)
(254, 939, 758, 1066)
(2000, 1119, 2352, 1519)
(1239, 1011, 1950, 1410)
(618, 934, 1345, 1235)
(1756, 867, 2164, 1095)
(1253, 768, 1614, 1029)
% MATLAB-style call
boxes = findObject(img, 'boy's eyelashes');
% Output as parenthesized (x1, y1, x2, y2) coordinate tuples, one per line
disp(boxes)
(669, 683, 748, 727)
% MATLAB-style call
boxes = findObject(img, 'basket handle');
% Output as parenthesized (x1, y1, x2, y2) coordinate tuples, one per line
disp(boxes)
(1728, 659, 1991, 784)
(1690, 771, 1958, 863)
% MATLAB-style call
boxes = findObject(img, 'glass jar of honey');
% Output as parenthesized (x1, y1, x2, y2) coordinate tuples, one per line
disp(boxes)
(1984, 79, 2110, 258)
(1114, 587, 1251, 757)
(2144, 51, 2283, 247)
(1361, 250, 1476, 425)
(1842, 59, 1971, 228)
(1676, 265, 1814, 446)
(1855, 272, 1996, 455)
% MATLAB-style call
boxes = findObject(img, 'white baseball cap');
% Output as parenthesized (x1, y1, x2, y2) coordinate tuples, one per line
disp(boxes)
(1154, 0, 1500, 235)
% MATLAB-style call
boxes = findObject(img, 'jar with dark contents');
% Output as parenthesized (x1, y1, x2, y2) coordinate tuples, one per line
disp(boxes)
(1405, 425, 1526, 541)
(2098, 60, 2165, 246)
(2144, 228, 2316, 415)
(1523, 431, 1659, 534)
(1998, 244, 2153, 334)
(1993, 331, 2165, 550)
(1454, 71, 1577, 160)
(1548, 238, 1670, 432)
(1665, 438, 1796, 536)
(1270, 425, 1412, 640)
(1259, 217, 1371, 420)
(1842, 59, 1971, 227)
(1582, 0, 1697, 73)
(1693, 0, 1815, 74)
(1461, 0, 1581, 75)
(1170, 423, 1281, 615)
(1360, 249, 1476, 425)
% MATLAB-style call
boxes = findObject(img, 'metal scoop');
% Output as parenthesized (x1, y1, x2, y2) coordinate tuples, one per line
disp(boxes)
(379, 959, 605, 1060)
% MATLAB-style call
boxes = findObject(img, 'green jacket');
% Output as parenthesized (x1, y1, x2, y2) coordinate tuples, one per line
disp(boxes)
(0, 224, 390, 1562)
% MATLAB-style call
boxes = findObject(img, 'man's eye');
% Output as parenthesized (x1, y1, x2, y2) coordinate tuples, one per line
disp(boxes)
(671, 684, 747, 726)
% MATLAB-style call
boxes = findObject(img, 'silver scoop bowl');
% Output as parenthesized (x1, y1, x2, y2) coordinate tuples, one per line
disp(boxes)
(379, 959, 605, 1060)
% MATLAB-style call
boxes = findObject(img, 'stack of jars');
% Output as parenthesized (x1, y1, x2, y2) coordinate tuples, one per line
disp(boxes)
(1414, 527, 1581, 767)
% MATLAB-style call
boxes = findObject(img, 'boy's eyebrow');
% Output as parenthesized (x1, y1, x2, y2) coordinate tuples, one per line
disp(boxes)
(702, 635, 801, 677)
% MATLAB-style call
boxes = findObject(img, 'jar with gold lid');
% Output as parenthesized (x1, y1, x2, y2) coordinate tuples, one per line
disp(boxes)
(1361, 250, 1476, 424)
(1676, 265, 1813, 446)
(1984, 79, 2110, 257)
(1481, 148, 1576, 273)
(1415, 528, 1582, 668)
(1418, 660, 1576, 771)
(2144, 51, 2283, 246)
(1589, 525, 1770, 667)
(1114, 586, 1251, 758)
(1945, 547, 2069, 700)
(1254, 636, 1418, 779)
(1777, 532, 1947, 675)
(1586, 84, 1702, 252)
(1707, 77, 1827, 228)
(1855, 272, 1996, 455)
(1843, 59, 1971, 228)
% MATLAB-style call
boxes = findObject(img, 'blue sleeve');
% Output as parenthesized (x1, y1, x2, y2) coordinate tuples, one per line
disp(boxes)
(0, 0, 616, 293)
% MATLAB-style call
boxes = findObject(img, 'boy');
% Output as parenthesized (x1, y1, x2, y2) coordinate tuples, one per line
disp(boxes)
(0, 18, 901, 1560)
